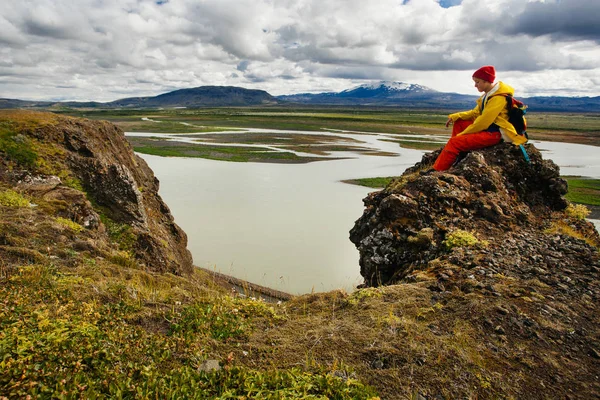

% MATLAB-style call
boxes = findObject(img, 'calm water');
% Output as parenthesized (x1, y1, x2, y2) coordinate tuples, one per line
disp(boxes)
(132, 130, 600, 294)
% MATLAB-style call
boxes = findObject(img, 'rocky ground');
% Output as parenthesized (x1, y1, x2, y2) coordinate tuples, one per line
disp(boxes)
(347, 142, 600, 398)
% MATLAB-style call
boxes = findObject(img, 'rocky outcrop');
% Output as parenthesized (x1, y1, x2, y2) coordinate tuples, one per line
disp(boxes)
(349, 143, 600, 398)
(350, 143, 599, 287)
(0, 110, 192, 274)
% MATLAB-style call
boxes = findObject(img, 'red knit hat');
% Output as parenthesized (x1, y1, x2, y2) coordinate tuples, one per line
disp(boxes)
(472, 65, 496, 83)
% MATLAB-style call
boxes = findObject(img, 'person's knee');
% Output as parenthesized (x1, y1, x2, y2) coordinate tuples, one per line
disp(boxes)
(444, 138, 460, 153)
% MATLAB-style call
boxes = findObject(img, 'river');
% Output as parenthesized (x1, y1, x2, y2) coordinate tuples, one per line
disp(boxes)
(130, 129, 600, 295)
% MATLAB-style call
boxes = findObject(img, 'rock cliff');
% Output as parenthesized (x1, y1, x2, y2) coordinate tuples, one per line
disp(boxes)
(351, 143, 599, 287)
(0, 110, 192, 274)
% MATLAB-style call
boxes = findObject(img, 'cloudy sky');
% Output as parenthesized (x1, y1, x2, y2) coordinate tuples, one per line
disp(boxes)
(1, 0, 599, 102)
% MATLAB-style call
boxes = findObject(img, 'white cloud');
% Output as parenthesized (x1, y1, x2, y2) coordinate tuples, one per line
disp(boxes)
(0, 0, 598, 101)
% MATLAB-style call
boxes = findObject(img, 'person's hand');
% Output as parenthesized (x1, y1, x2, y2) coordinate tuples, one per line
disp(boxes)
(445, 117, 453, 128)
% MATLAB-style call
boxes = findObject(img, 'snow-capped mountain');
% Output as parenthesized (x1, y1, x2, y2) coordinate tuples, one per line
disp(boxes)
(337, 81, 437, 99)
(277, 80, 475, 109)
(341, 81, 436, 94)
(277, 82, 600, 111)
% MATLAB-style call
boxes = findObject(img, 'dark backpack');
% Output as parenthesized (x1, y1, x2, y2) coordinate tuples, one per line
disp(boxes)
(504, 95, 528, 139)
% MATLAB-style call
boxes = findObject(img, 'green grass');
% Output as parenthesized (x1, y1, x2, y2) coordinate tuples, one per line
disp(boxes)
(133, 144, 305, 162)
(0, 123, 38, 167)
(57, 107, 452, 134)
(0, 264, 377, 399)
(525, 113, 600, 132)
(342, 176, 397, 188)
(58, 106, 600, 131)
(128, 136, 327, 163)
(381, 138, 445, 150)
(100, 215, 138, 252)
(55, 107, 600, 147)
(128, 131, 397, 161)
(564, 176, 600, 206)
(117, 120, 234, 134)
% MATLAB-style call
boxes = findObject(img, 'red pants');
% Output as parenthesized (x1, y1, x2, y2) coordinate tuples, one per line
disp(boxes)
(433, 119, 502, 171)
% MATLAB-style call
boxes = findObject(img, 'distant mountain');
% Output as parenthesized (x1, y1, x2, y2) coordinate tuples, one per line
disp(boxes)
(522, 96, 600, 113)
(338, 81, 436, 98)
(278, 81, 478, 110)
(2, 82, 600, 112)
(278, 81, 600, 112)
(107, 86, 279, 108)
(0, 86, 279, 110)
(0, 98, 55, 109)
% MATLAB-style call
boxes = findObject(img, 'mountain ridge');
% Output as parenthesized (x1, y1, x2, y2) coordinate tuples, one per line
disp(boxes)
(2, 82, 600, 112)
(279, 81, 600, 111)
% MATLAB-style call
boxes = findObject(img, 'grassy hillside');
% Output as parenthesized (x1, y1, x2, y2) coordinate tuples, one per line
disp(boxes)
(0, 111, 377, 398)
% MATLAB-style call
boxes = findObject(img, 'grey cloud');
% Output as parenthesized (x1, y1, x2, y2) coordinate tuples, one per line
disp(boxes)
(0, 17, 26, 46)
(24, 19, 74, 39)
(1, 0, 600, 100)
(502, 0, 600, 42)
(300, 63, 389, 81)
(244, 73, 267, 83)
(237, 60, 250, 72)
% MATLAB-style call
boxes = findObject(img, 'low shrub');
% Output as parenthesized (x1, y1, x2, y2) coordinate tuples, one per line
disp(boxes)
(101, 216, 137, 251)
(565, 203, 590, 220)
(0, 124, 38, 167)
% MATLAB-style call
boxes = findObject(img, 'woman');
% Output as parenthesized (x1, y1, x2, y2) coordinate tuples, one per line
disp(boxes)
(433, 65, 527, 171)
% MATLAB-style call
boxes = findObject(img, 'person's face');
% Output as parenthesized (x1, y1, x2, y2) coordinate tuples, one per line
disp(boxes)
(473, 77, 492, 93)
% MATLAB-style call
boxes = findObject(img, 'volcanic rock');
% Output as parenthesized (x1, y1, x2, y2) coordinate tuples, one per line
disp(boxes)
(350, 142, 599, 287)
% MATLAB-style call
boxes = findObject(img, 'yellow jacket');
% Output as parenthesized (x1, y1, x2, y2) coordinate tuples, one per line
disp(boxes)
(448, 81, 527, 145)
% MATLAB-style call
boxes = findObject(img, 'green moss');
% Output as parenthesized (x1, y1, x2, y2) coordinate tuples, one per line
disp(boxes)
(60, 175, 85, 191)
(55, 217, 84, 232)
(346, 287, 383, 306)
(443, 230, 487, 250)
(0, 189, 29, 207)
